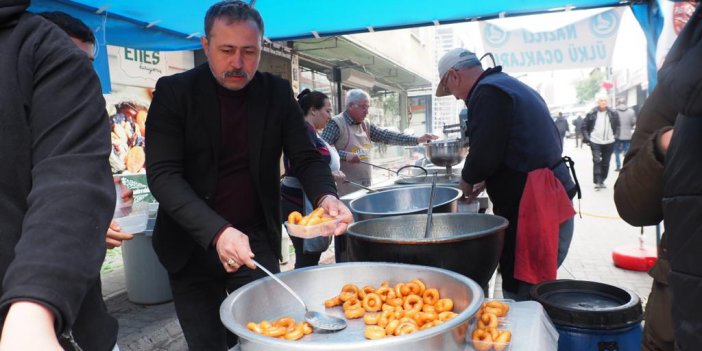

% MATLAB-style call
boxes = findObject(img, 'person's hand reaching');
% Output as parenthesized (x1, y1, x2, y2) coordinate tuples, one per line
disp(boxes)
(106, 220, 134, 249)
(417, 134, 439, 143)
(318, 195, 353, 236)
(347, 154, 361, 163)
(332, 170, 347, 184)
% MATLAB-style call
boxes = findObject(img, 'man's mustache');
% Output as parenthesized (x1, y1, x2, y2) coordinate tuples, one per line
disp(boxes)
(224, 69, 248, 78)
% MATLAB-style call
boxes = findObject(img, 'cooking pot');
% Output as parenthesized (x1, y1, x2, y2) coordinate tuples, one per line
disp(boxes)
(349, 186, 461, 221)
(344, 213, 507, 289)
(424, 139, 468, 168)
(220, 262, 484, 351)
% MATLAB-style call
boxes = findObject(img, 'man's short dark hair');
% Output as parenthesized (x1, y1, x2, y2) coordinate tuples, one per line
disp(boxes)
(204, 1, 264, 39)
(39, 11, 95, 45)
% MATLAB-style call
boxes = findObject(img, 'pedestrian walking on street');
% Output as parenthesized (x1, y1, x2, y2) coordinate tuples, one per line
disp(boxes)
(554, 112, 569, 148)
(613, 98, 637, 171)
(573, 115, 584, 148)
(581, 94, 620, 189)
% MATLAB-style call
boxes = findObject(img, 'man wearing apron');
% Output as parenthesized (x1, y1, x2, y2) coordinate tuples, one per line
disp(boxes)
(321, 89, 438, 261)
(321, 89, 438, 196)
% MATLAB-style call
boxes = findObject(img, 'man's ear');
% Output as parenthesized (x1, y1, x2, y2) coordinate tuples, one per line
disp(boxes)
(200, 36, 209, 55)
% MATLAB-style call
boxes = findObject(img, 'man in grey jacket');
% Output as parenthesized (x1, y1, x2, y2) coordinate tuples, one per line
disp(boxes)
(614, 98, 637, 171)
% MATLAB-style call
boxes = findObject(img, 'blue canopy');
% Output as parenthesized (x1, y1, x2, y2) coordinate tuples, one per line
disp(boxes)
(29, 0, 639, 51)
(30, 0, 660, 95)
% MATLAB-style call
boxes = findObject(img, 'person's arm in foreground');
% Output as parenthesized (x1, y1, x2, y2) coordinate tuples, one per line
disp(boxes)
(614, 87, 677, 226)
(0, 27, 113, 350)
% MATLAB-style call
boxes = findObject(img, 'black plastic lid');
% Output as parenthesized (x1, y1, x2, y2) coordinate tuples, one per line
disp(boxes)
(531, 279, 643, 329)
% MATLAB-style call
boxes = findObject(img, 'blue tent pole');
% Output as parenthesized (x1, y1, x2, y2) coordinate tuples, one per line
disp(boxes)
(93, 41, 112, 94)
(631, 1, 664, 93)
(631, 2, 664, 247)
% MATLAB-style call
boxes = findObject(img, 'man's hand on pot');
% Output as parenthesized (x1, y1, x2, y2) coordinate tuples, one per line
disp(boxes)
(459, 179, 485, 203)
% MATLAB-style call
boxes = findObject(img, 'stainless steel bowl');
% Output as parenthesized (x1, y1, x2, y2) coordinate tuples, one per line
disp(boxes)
(220, 262, 484, 351)
(349, 186, 462, 221)
(424, 139, 468, 167)
(345, 213, 508, 288)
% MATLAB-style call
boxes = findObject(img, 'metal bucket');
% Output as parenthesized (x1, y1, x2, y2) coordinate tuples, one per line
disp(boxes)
(220, 262, 484, 351)
(424, 139, 468, 167)
(349, 186, 461, 221)
(344, 213, 507, 288)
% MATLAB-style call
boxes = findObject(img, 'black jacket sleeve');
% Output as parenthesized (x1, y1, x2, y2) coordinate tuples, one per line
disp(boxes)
(581, 112, 594, 143)
(462, 86, 513, 184)
(0, 17, 113, 335)
(145, 77, 229, 248)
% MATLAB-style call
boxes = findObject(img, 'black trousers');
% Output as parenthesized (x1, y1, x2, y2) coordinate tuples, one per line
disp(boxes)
(168, 236, 279, 351)
(589, 142, 614, 184)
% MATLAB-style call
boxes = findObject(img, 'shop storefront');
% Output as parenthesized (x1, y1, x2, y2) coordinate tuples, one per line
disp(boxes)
(105, 46, 194, 200)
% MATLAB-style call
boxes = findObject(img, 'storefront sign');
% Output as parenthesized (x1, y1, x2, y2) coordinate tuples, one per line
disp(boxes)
(108, 46, 194, 88)
(480, 8, 624, 72)
(114, 47, 167, 86)
(105, 46, 194, 175)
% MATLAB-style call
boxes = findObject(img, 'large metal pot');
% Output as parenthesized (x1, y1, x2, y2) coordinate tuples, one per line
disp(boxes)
(345, 213, 507, 288)
(424, 139, 468, 167)
(220, 262, 484, 351)
(349, 186, 461, 221)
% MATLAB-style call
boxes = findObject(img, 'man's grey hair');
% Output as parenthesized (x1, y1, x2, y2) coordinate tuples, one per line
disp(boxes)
(346, 89, 371, 108)
(205, 1, 264, 39)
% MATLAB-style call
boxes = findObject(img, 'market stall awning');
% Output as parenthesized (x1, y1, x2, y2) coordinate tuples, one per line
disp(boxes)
(29, 0, 639, 51)
(295, 37, 432, 91)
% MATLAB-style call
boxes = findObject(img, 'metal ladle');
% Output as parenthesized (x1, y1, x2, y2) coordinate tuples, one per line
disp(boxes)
(359, 160, 428, 183)
(251, 259, 347, 332)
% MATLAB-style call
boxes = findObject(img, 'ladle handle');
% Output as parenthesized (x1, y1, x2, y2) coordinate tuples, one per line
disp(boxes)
(424, 173, 437, 238)
(252, 259, 308, 313)
(359, 160, 395, 173)
(344, 180, 375, 193)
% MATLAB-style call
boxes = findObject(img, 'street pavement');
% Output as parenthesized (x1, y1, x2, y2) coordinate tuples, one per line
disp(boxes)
(103, 136, 656, 350)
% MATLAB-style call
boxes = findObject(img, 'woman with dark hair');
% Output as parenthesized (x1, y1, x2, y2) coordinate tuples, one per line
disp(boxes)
(281, 89, 345, 268)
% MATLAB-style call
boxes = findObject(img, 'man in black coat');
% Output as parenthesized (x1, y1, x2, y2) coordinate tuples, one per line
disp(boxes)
(0, 1, 117, 350)
(144, 1, 352, 349)
(572, 115, 584, 148)
(581, 95, 620, 189)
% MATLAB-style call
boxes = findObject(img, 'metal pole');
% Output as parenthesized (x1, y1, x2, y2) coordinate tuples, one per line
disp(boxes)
(333, 67, 343, 114)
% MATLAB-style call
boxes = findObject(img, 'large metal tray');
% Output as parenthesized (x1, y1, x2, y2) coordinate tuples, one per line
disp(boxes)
(220, 262, 484, 351)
